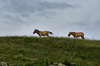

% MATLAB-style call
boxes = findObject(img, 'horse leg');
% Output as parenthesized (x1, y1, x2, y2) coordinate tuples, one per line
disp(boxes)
(76, 36, 78, 39)
(73, 35, 75, 38)
(40, 36, 41, 37)
(39, 33, 41, 37)
(47, 34, 49, 37)
(39, 35, 41, 37)
(74, 35, 77, 39)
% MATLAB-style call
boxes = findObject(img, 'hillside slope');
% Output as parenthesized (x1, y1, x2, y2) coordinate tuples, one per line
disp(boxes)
(0, 36, 100, 66)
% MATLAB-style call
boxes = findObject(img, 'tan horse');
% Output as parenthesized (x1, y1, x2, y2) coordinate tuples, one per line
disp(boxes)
(33, 29, 53, 37)
(68, 32, 84, 39)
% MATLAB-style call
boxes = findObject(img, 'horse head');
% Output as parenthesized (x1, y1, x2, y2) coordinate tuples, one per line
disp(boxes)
(68, 32, 71, 37)
(33, 29, 39, 34)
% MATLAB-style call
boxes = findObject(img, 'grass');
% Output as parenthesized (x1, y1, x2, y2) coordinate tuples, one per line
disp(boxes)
(0, 36, 100, 66)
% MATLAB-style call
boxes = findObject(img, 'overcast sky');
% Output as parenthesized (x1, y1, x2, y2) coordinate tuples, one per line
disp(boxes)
(0, 0, 100, 40)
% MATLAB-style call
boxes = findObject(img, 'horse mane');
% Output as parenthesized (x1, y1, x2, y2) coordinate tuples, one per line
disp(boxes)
(70, 32, 75, 33)
(35, 29, 39, 31)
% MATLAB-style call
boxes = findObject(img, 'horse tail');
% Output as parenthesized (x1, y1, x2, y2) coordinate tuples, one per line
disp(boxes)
(49, 32, 53, 35)
(82, 33, 84, 39)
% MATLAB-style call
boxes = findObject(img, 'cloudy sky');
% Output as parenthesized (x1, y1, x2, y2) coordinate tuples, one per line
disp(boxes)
(0, 0, 100, 40)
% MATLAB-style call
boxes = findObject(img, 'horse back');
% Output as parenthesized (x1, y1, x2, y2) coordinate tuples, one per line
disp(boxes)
(40, 31, 49, 34)
(76, 32, 84, 36)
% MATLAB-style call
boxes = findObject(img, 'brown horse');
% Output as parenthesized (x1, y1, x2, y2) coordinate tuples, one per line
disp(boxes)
(33, 29, 53, 37)
(68, 32, 84, 39)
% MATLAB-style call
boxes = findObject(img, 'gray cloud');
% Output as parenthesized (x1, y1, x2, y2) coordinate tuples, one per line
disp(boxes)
(0, 0, 76, 26)
(94, 21, 100, 26)
(0, 0, 100, 40)
(1, 0, 76, 13)
(67, 22, 87, 26)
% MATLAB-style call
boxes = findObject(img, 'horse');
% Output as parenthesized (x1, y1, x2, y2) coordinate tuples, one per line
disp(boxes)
(33, 29, 53, 37)
(68, 32, 84, 39)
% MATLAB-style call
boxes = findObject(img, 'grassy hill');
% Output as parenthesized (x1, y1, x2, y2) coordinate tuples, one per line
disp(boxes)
(0, 36, 100, 66)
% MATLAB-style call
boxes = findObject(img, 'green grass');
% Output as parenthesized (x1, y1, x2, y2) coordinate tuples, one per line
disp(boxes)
(0, 36, 100, 66)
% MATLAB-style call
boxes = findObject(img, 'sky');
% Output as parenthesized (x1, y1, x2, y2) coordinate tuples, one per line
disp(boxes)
(0, 0, 100, 40)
